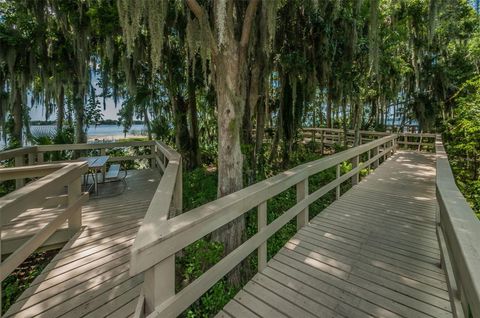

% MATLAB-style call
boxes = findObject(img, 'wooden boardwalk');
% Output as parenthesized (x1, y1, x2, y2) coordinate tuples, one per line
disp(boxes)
(218, 151, 453, 318)
(3, 151, 455, 318)
(4, 169, 160, 318)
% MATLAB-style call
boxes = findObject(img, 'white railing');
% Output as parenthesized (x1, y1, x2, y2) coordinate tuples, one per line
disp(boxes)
(436, 135, 480, 318)
(131, 134, 397, 317)
(0, 161, 89, 310)
(130, 140, 182, 315)
(302, 128, 435, 151)
(0, 141, 157, 189)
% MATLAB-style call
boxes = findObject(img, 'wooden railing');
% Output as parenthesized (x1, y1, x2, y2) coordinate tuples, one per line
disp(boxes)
(0, 141, 157, 189)
(131, 134, 397, 317)
(0, 161, 89, 310)
(436, 135, 480, 318)
(130, 140, 182, 315)
(301, 128, 435, 151)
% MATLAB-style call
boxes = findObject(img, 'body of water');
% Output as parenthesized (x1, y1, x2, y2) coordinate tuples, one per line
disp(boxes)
(1, 124, 148, 149)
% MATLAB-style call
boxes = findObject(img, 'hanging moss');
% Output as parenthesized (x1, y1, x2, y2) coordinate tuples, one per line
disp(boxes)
(186, 15, 212, 85)
(117, 0, 145, 56)
(145, 0, 168, 72)
(261, 0, 280, 56)
(369, 0, 380, 76)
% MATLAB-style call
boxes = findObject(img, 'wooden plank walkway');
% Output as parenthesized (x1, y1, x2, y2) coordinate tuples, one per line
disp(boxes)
(219, 151, 453, 318)
(4, 169, 160, 318)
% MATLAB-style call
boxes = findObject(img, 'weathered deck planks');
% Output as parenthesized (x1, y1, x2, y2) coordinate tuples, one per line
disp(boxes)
(220, 152, 453, 318)
(4, 169, 160, 318)
(4, 151, 455, 317)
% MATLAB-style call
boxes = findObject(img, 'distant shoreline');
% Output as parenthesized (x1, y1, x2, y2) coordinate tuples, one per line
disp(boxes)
(29, 120, 145, 126)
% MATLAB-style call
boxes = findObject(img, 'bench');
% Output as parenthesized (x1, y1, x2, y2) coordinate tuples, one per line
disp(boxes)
(105, 164, 127, 182)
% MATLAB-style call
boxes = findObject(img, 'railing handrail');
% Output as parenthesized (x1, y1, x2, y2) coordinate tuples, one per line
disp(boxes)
(133, 134, 396, 317)
(435, 135, 480, 317)
(0, 146, 37, 161)
(0, 161, 88, 290)
(36, 140, 155, 152)
(0, 163, 69, 181)
(0, 162, 88, 225)
(0, 140, 155, 163)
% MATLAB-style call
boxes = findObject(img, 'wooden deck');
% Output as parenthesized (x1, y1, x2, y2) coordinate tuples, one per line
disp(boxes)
(3, 169, 160, 318)
(3, 151, 455, 318)
(218, 151, 453, 318)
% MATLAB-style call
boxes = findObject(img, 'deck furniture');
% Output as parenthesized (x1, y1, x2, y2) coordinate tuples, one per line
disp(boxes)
(105, 163, 128, 182)
(78, 155, 109, 194)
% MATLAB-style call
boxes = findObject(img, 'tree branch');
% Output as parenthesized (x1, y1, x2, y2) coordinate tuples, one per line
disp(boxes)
(185, 0, 218, 55)
(240, 0, 261, 48)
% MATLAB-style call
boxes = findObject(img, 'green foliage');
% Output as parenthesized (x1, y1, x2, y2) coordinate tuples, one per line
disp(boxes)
(444, 76, 480, 218)
(179, 144, 357, 316)
(183, 167, 217, 211)
(85, 90, 104, 130)
(2, 249, 59, 315)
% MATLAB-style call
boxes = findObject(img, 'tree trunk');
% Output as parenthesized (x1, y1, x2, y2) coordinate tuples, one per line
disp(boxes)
(56, 86, 65, 133)
(12, 88, 23, 146)
(341, 96, 348, 147)
(211, 35, 246, 287)
(188, 66, 201, 169)
(173, 94, 191, 159)
(143, 108, 152, 140)
(73, 82, 87, 144)
(254, 96, 266, 179)
(326, 95, 332, 128)
(353, 99, 363, 146)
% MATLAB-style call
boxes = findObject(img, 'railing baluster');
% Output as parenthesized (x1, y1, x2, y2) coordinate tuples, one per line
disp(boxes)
(101, 148, 107, 181)
(68, 176, 82, 233)
(258, 201, 267, 271)
(37, 152, 44, 164)
(144, 255, 175, 315)
(336, 164, 341, 199)
(14, 156, 24, 189)
(351, 155, 359, 185)
(28, 152, 35, 166)
(296, 179, 309, 230)
(320, 130, 324, 155)
(150, 145, 156, 168)
(172, 157, 183, 217)
(373, 146, 379, 168)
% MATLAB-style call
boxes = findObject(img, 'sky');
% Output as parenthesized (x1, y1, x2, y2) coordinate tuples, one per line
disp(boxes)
(29, 73, 122, 121)
(30, 96, 120, 121)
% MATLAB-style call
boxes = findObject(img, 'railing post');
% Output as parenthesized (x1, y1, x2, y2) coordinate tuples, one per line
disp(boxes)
(37, 152, 44, 163)
(144, 255, 175, 315)
(336, 164, 341, 199)
(258, 201, 267, 271)
(320, 131, 324, 155)
(150, 145, 156, 169)
(296, 179, 309, 230)
(28, 152, 36, 166)
(14, 155, 24, 189)
(68, 176, 82, 233)
(173, 158, 182, 216)
(373, 146, 379, 168)
(101, 148, 107, 181)
(351, 155, 359, 185)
